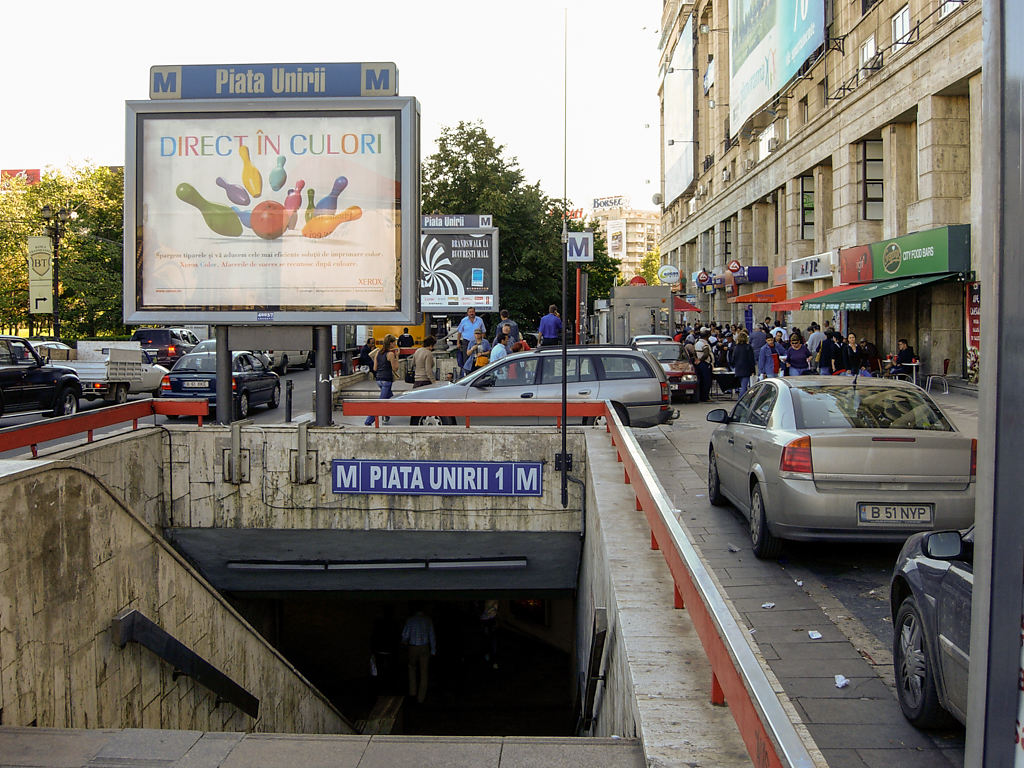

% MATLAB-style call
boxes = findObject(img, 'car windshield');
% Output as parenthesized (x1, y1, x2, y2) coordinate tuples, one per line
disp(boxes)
(132, 330, 165, 341)
(639, 343, 686, 362)
(172, 353, 217, 373)
(192, 340, 216, 354)
(791, 385, 954, 431)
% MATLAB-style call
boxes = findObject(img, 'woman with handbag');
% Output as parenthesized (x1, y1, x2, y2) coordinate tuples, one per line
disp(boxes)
(364, 334, 399, 426)
(462, 329, 492, 374)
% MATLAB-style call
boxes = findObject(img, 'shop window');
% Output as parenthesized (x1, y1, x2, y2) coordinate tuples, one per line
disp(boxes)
(892, 5, 912, 49)
(862, 140, 884, 221)
(801, 175, 815, 240)
(723, 219, 732, 259)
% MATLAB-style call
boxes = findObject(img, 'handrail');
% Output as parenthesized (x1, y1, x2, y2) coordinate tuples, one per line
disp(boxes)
(0, 398, 210, 457)
(342, 399, 608, 428)
(607, 410, 815, 768)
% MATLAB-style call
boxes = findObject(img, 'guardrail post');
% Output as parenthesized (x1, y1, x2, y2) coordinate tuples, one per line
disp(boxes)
(285, 379, 293, 422)
(674, 583, 684, 609)
(650, 530, 659, 551)
(711, 672, 726, 706)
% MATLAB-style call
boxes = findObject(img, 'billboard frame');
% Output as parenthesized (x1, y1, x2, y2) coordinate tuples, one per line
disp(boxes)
(419, 224, 499, 314)
(123, 96, 420, 325)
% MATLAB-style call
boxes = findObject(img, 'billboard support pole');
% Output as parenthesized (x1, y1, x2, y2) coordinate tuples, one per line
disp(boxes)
(575, 267, 581, 344)
(215, 326, 231, 425)
(314, 325, 332, 426)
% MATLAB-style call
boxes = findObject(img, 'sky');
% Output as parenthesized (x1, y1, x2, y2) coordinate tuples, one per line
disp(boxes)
(2, 0, 664, 213)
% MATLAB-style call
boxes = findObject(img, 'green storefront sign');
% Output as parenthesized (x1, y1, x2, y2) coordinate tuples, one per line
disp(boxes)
(838, 225, 970, 284)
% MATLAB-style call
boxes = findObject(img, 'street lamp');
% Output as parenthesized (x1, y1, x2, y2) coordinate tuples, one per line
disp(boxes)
(40, 205, 71, 342)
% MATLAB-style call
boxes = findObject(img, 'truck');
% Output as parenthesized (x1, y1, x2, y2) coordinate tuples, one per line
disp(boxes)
(58, 342, 150, 404)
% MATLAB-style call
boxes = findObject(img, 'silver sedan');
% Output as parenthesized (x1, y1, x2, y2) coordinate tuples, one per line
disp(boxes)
(706, 377, 976, 558)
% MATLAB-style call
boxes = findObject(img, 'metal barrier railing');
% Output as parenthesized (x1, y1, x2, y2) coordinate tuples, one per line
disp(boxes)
(0, 398, 210, 457)
(348, 397, 816, 768)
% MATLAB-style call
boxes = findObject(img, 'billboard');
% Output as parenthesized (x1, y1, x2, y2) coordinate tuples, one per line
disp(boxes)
(124, 97, 420, 324)
(664, 16, 696, 206)
(420, 217, 499, 312)
(729, 1, 825, 132)
(607, 220, 626, 259)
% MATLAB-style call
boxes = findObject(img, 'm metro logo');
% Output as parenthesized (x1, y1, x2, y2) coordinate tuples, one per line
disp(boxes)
(567, 231, 594, 262)
(150, 66, 182, 99)
(361, 63, 397, 96)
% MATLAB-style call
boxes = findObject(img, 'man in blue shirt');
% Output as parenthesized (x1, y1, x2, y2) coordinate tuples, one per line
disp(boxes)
(455, 307, 486, 371)
(538, 304, 562, 346)
(402, 607, 436, 704)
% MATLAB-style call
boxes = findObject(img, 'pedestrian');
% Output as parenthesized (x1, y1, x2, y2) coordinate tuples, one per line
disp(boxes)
(839, 332, 868, 375)
(785, 334, 813, 375)
(402, 606, 436, 704)
(456, 307, 486, 371)
(364, 334, 398, 425)
(480, 599, 499, 669)
(497, 309, 520, 342)
(730, 329, 756, 397)
(411, 336, 437, 388)
(357, 336, 375, 371)
(492, 322, 514, 347)
(490, 332, 510, 363)
(806, 323, 825, 358)
(397, 327, 415, 349)
(463, 328, 491, 373)
(749, 324, 767, 374)
(538, 304, 562, 346)
(818, 331, 839, 375)
(757, 334, 780, 379)
(694, 329, 714, 402)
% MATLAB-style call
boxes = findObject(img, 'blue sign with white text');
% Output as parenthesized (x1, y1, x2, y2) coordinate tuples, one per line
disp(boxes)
(149, 62, 397, 99)
(331, 460, 543, 496)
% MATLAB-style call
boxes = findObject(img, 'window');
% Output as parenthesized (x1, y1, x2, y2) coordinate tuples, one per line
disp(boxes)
(539, 355, 596, 384)
(863, 140, 884, 221)
(492, 358, 538, 387)
(892, 5, 912, 49)
(723, 218, 732, 258)
(800, 96, 809, 124)
(748, 386, 778, 427)
(599, 356, 652, 381)
(939, 0, 961, 18)
(732, 385, 760, 422)
(801, 175, 815, 240)
(791, 386, 953, 430)
(861, 35, 876, 73)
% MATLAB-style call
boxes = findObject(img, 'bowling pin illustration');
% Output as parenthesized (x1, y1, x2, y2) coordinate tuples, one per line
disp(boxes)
(269, 156, 287, 192)
(284, 180, 305, 229)
(238, 145, 263, 198)
(231, 206, 252, 229)
(216, 177, 250, 206)
(305, 188, 317, 223)
(176, 183, 242, 237)
(314, 176, 348, 214)
(302, 206, 362, 239)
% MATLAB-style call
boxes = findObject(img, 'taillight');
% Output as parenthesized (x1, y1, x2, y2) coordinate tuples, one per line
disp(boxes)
(168, 345, 176, 356)
(660, 380, 669, 405)
(970, 438, 977, 479)
(160, 375, 171, 391)
(780, 435, 813, 476)
(232, 376, 237, 391)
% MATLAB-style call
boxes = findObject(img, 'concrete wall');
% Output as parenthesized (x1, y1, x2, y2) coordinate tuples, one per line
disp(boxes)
(0, 460, 351, 734)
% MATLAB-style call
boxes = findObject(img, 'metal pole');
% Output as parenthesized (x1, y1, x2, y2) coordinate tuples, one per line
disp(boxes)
(215, 325, 231, 425)
(561, 221, 569, 509)
(575, 266, 581, 344)
(314, 325, 332, 426)
(285, 379, 293, 423)
(51, 224, 61, 343)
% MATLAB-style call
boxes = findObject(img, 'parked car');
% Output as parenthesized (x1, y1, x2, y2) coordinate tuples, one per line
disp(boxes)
(395, 345, 675, 427)
(889, 526, 973, 727)
(191, 340, 272, 369)
(629, 334, 674, 346)
(0, 336, 81, 417)
(706, 377, 975, 558)
(159, 351, 280, 419)
(28, 339, 73, 357)
(133, 350, 169, 396)
(634, 341, 698, 402)
(261, 348, 314, 374)
(130, 327, 200, 366)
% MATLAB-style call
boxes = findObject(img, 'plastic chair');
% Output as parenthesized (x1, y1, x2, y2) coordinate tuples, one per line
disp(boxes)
(925, 359, 951, 394)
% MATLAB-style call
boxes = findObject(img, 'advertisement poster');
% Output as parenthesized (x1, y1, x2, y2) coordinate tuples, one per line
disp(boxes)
(420, 231, 496, 311)
(729, 1, 825, 133)
(965, 282, 980, 383)
(607, 220, 626, 259)
(136, 111, 400, 312)
(839, 226, 971, 285)
(664, 16, 696, 206)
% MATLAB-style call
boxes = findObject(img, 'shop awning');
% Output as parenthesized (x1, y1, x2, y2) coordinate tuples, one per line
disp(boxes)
(801, 273, 954, 311)
(673, 296, 702, 312)
(770, 284, 851, 312)
(727, 284, 787, 304)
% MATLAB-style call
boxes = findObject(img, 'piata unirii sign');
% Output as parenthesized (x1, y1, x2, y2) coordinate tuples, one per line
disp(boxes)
(331, 460, 543, 496)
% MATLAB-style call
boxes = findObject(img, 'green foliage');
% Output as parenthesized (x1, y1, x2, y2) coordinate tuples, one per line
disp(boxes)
(0, 165, 125, 340)
(422, 121, 619, 331)
(639, 247, 662, 286)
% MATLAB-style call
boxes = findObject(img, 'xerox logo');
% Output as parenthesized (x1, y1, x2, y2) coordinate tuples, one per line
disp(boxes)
(359, 278, 384, 286)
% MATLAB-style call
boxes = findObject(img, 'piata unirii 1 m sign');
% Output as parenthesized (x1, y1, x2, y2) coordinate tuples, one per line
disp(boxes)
(331, 460, 543, 496)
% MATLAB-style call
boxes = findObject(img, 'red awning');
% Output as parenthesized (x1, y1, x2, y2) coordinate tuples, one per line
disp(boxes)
(673, 296, 702, 312)
(769, 284, 850, 312)
(727, 285, 787, 304)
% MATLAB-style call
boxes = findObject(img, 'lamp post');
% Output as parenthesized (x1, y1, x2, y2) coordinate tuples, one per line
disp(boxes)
(40, 205, 70, 342)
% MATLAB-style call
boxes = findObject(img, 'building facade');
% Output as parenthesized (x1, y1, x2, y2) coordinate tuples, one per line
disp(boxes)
(590, 201, 660, 283)
(658, 0, 981, 382)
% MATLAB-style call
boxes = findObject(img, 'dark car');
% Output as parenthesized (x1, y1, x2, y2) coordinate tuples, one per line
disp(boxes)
(889, 527, 973, 727)
(159, 351, 280, 419)
(0, 336, 81, 417)
(130, 327, 200, 366)
(634, 341, 698, 402)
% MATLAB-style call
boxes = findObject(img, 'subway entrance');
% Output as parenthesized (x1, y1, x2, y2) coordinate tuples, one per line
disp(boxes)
(230, 593, 577, 736)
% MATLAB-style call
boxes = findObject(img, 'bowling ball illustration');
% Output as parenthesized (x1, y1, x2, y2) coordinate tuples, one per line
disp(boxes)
(249, 200, 289, 240)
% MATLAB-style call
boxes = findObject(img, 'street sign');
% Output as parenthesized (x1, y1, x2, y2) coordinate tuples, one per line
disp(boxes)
(658, 264, 681, 284)
(727, 259, 742, 273)
(567, 231, 594, 262)
(149, 62, 397, 99)
(26, 236, 52, 315)
(697, 269, 711, 285)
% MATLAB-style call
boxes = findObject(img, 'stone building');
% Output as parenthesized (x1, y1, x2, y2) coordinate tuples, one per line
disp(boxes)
(658, 0, 981, 382)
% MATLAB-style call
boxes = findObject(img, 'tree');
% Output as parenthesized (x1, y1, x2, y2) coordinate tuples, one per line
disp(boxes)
(0, 164, 125, 339)
(422, 121, 619, 331)
(639, 247, 662, 286)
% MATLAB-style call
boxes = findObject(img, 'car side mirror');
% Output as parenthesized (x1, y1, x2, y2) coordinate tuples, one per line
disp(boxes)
(706, 408, 730, 423)
(473, 374, 496, 389)
(924, 530, 964, 560)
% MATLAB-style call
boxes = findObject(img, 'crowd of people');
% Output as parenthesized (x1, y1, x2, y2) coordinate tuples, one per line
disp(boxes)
(673, 318, 916, 402)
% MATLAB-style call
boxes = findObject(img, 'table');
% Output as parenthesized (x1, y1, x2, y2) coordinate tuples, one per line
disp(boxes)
(711, 369, 739, 400)
(883, 359, 919, 385)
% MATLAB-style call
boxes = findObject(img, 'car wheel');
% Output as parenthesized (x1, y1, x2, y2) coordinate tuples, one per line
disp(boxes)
(894, 596, 952, 727)
(234, 392, 250, 420)
(708, 451, 727, 506)
(52, 387, 79, 417)
(749, 483, 782, 559)
(411, 415, 455, 426)
(267, 383, 281, 409)
(302, 352, 314, 369)
(113, 384, 129, 405)
(275, 355, 288, 374)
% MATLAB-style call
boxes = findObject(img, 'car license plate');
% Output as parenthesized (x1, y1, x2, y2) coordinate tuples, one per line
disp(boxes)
(183, 380, 209, 389)
(857, 503, 934, 526)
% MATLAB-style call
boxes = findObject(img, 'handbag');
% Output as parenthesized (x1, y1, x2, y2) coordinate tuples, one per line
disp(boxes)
(404, 367, 416, 384)
(474, 355, 489, 368)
